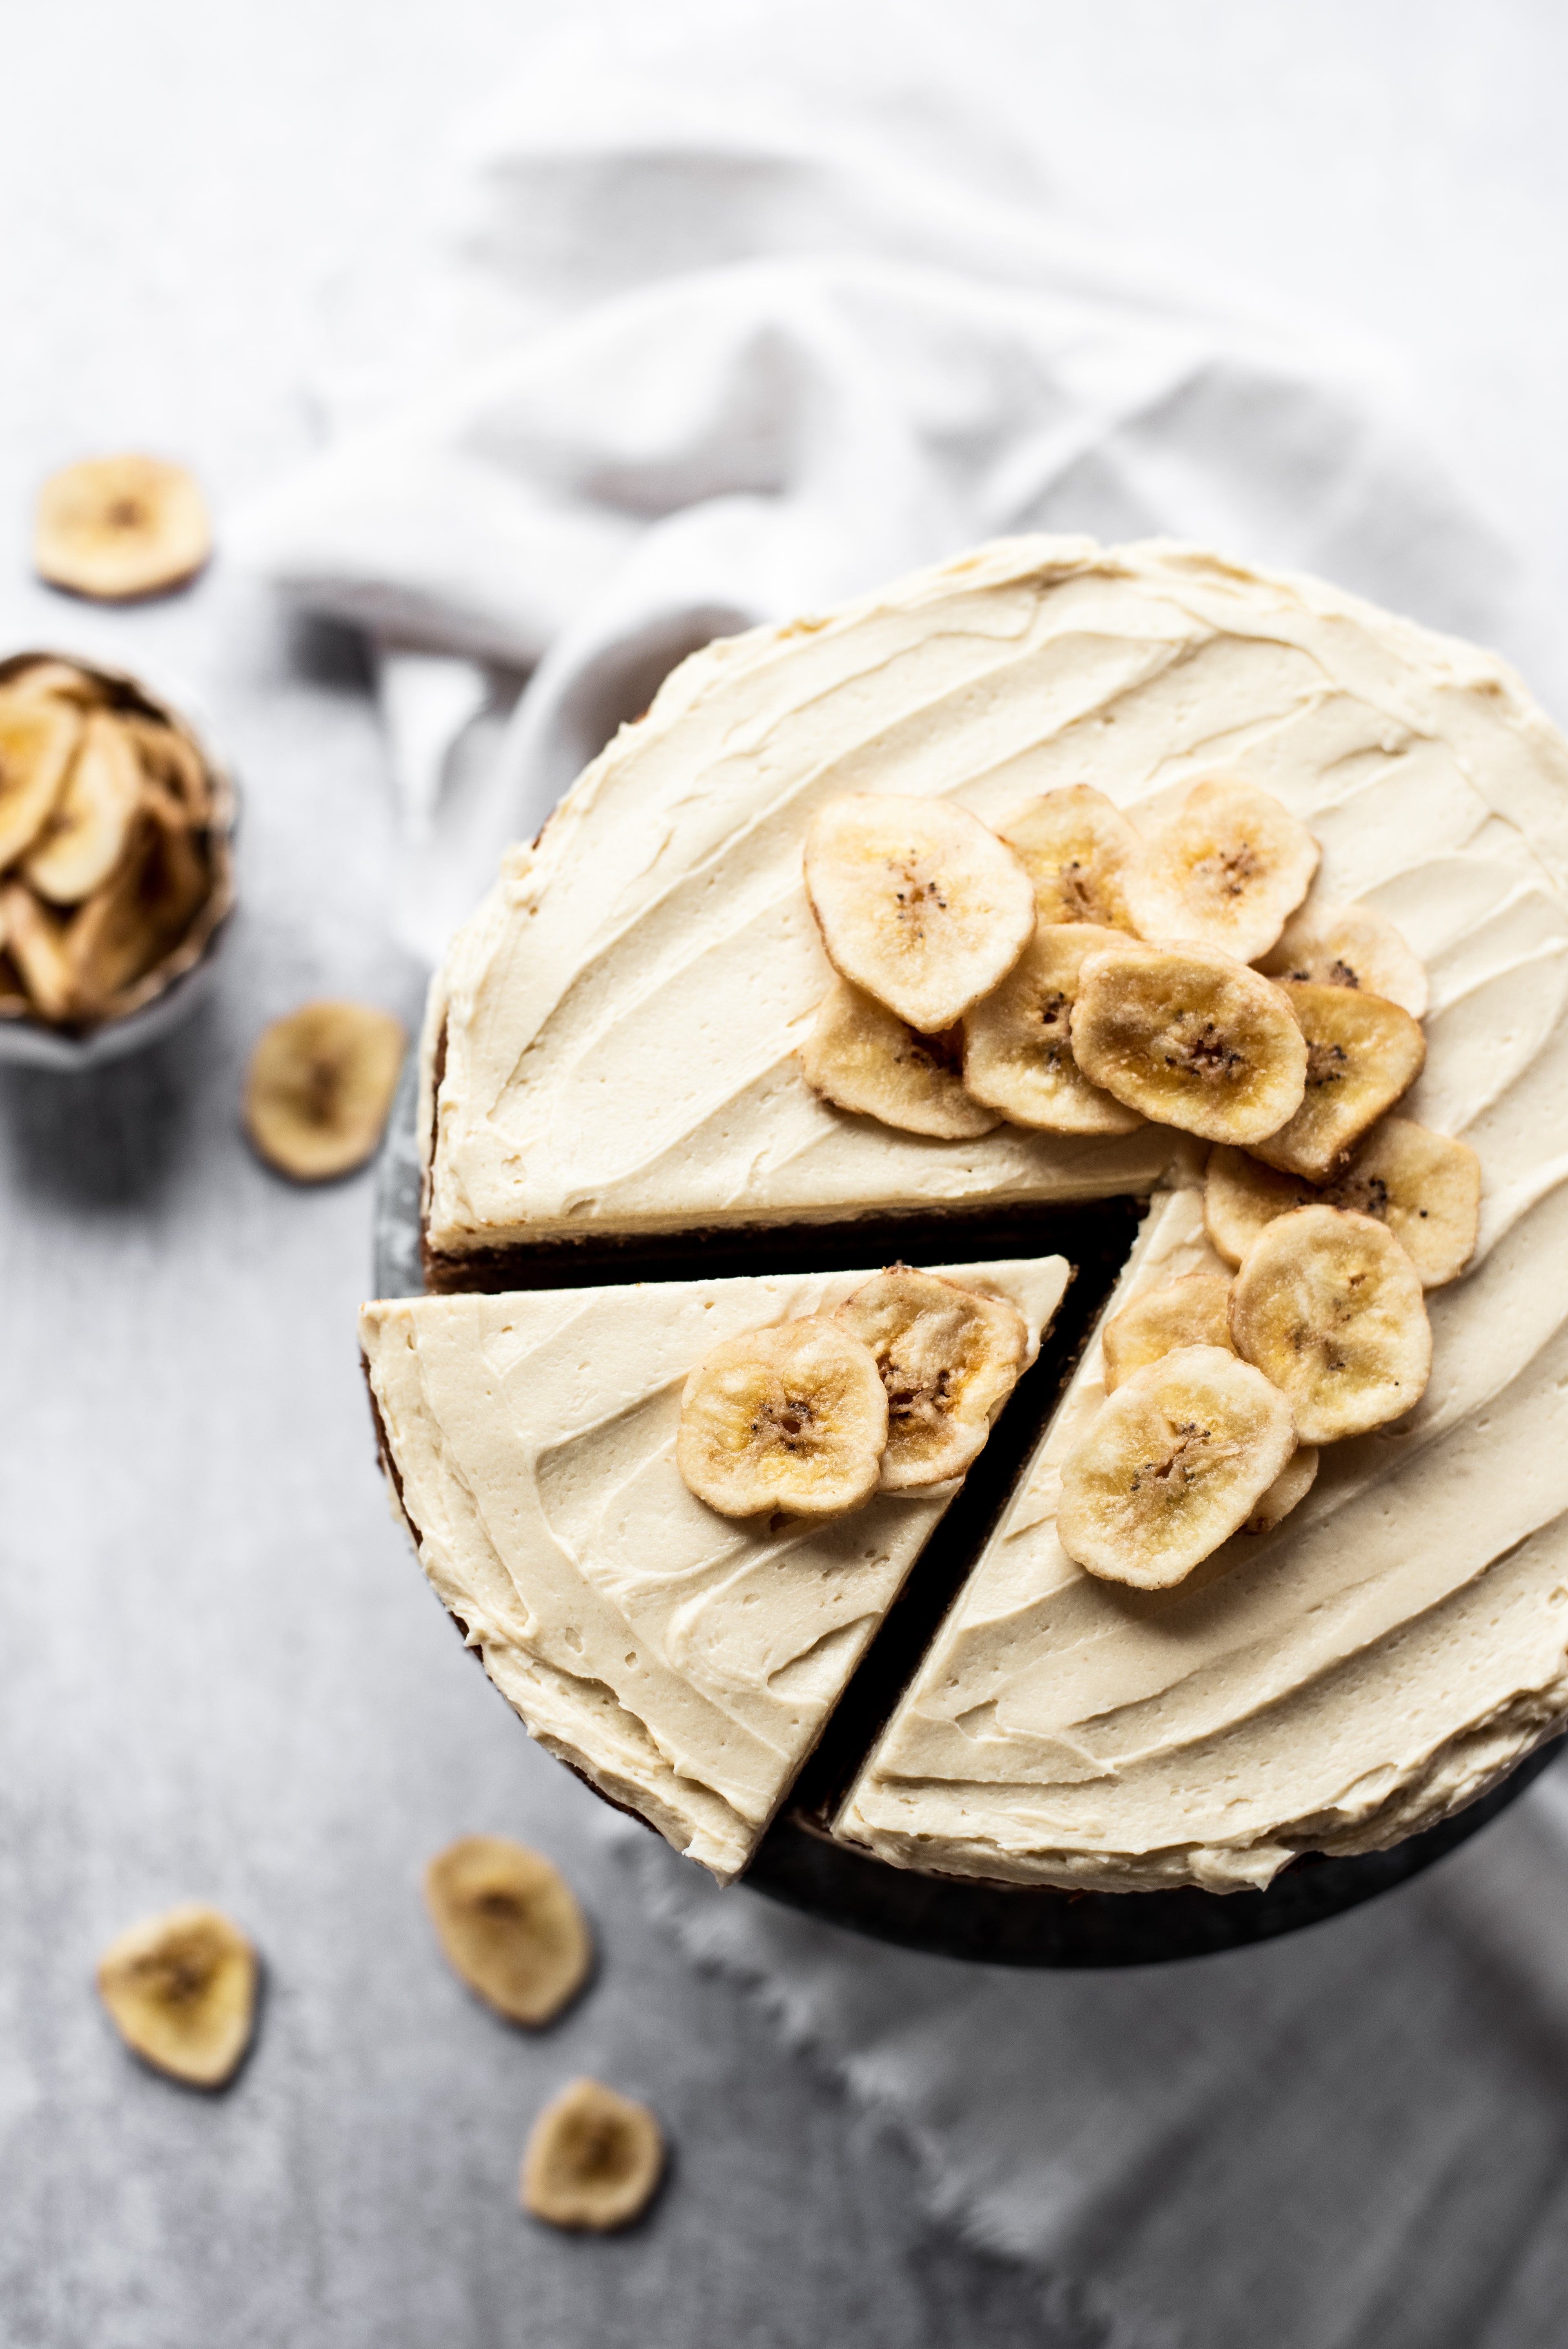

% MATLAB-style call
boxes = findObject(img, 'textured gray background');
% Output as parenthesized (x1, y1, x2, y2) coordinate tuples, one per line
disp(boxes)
(2, 6, 1568, 2345)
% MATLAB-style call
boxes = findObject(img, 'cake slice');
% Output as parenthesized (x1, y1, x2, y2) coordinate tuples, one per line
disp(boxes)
(362, 1255, 1069, 1881)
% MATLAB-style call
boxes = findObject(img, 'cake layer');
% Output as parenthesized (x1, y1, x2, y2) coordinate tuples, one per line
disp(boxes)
(362, 1256, 1068, 1881)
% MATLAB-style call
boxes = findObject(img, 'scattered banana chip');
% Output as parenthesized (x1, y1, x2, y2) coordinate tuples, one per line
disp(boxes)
(522, 2078, 665, 2233)
(1070, 942, 1307, 1144)
(998, 784, 1143, 930)
(799, 977, 999, 1138)
(1057, 1344, 1297, 1589)
(803, 793, 1036, 1032)
(1205, 1120, 1481, 1289)
(1251, 981, 1426, 1182)
(244, 1001, 406, 1182)
(24, 709, 143, 904)
(96, 1902, 257, 2088)
(0, 686, 80, 870)
(34, 455, 211, 602)
(962, 922, 1146, 1134)
(677, 1314, 888, 1518)
(1229, 1204, 1431, 1442)
(425, 1835, 591, 2027)
(1124, 778, 1319, 963)
(1258, 899, 1428, 1019)
(1101, 1272, 1235, 1392)
(1243, 1444, 1319, 1535)
(835, 1266, 1030, 1489)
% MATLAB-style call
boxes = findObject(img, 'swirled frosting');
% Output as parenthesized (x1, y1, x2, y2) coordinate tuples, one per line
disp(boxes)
(416, 533, 1568, 1890)
(361, 1256, 1067, 1882)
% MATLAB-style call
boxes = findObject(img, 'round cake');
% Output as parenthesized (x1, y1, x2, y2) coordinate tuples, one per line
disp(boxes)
(365, 535, 1568, 1901)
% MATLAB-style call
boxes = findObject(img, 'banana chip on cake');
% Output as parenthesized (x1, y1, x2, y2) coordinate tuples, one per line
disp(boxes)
(1229, 1204, 1432, 1442)
(835, 1266, 1031, 1489)
(1251, 981, 1426, 1182)
(962, 922, 1145, 1135)
(1070, 941, 1307, 1144)
(1258, 898, 1428, 1019)
(800, 978, 999, 1138)
(1205, 1120, 1480, 1289)
(804, 793, 1035, 1032)
(1100, 1272, 1236, 1391)
(1124, 778, 1319, 963)
(999, 784, 1143, 930)
(1057, 1344, 1297, 1589)
(677, 1315, 889, 1518)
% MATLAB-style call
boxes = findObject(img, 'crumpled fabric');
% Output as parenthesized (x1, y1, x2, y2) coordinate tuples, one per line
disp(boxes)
(238, 10, 1568, 2342)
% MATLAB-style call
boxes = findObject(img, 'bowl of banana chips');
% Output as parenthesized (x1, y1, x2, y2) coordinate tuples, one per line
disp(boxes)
(0, 650, 234, 1067)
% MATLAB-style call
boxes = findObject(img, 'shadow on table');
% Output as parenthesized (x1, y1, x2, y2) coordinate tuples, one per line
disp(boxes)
(0, 995, 218, 1212)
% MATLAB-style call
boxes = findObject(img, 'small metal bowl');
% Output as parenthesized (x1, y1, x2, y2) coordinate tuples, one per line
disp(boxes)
(0, 649, 235, 1069)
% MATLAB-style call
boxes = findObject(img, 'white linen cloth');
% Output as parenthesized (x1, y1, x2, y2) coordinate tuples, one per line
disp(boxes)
(236, 10, 1568, 2342)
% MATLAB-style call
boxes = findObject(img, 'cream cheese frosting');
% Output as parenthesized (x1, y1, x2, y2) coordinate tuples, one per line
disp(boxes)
(410, 529, 1568, 1894)
(361, 1255, 1067, 1882)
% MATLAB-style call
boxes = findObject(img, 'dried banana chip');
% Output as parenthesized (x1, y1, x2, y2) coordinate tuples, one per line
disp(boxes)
(1229, 1204, 1431, 1442)
(0, 687, 81, 870)
(804, 793, 1035, 1032)
(998, 784, 1143, 930)
(1243, 1443, 1319, 1535)
(799, 978, 999, 1139)
(1206, 1119, 1480, 1290)
(962, 922, 1145, 1134)
(835, 1266, 1030, 1489)
(24, 711, 142, 904)
(1071, 942, 1307, 1144)
(120, 713, 212, 824)
(677, 1314, 888, 1518)
(522, 2078, 665, 2232)
(1057, 1344, 1297, 1589)
(1, 880, 79, 1022)
(1251, 981, 1425, 1182)
(1100, 1272, 1235, 1392)
(96, 1902, 257, 2088)
(424, 1835, 591, 2027)
(1257, 898, 1428, 1019)
(34, 455, 211, 602)
(3, 657, 104, 709)
(68, 805, 211, 1014)
(244, 1001, 406, 1182)
(1125, 778, 1319, 963)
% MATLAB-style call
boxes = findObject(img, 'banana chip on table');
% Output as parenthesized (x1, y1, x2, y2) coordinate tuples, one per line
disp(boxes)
(1124, 778, 1319, 963)
(1229, 1204, 1432, 1442)
(1057, 1344, 1297, 1589)
(24, 709, 142, 904)
(1100, 1272, 1236, 1391)
(96, 1903, 257, 2088)
(0, 685, 80, 870)
(1205, 1120, 1481, 1289)
(522, 2078, 665, 2232)
(244, 1002, 406, 1181)
(677, 1315, 888, 1518)
(424, 1836, 591, 2027)
(835, 1266, 1031, 1489)
(803, 793, 1035, 1032)
(998, 784, 1144, 930)
(1257, 898, 1428, 1019)
(962, 922, 1145, 1134)
(1250, 981, 1426, 1182)
(1070, 941, 1307, 1143)
(34, 455, 211, 602)
(799, 978, 999, 1139)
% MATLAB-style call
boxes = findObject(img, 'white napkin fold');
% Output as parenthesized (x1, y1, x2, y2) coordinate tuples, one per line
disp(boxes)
(232, 2, 1555, 964)
(238, 11, 1568, 2340)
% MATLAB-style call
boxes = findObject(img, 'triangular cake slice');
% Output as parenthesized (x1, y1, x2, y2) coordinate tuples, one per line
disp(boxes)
(362, 1255, 1068, 1882)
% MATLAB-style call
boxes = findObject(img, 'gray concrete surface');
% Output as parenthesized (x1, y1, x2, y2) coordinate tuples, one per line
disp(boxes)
(1, 5, 1566, 2344)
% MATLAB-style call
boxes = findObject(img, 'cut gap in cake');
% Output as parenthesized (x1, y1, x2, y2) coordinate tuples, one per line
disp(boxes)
(361, 1255, 1071, 1883)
